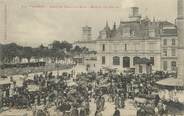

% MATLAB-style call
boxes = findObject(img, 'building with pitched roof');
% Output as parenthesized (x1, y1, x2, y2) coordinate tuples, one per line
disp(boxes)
(75, 7, 177, 73)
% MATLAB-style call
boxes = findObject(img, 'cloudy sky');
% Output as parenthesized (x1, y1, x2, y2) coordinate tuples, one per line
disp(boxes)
(0, 0, 177, 47)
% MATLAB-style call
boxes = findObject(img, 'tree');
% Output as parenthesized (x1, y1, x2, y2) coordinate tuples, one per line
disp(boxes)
(0, 40, 78, 64)
(52, 40, 61, 50)
(73, 45, 82, 53)
(22, 47, 33, 62)
(51, 40, 73, 52)
(60, 41, 73, 52)
(1, 43, 21, 63)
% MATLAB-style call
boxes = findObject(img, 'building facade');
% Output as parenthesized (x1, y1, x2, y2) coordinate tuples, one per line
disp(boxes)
(76, 7, 178, 73)
(160, 21, 177, 72)
(96, 38, 161, 73)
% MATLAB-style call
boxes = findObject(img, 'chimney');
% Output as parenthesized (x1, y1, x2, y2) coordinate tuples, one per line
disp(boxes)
(177, 0, 184, 82)
(178, 0, 184, 19)
(129, 7, 141, 21)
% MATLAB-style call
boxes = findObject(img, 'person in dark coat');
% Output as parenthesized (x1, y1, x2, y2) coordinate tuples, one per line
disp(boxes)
(138, 107, 145, 116)
(95, 109, 102, 116)
(79, 107, 86, 116)
(71, 106, 79, 116)
(101, 96, 105, 111)
(113, 107, 120, 116)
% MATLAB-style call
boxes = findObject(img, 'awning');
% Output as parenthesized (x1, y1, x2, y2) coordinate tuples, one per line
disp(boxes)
(27, 85, 39, 92)
(102, 66, 117, 71)
(164, 101, 184, 115)
(156, 78, 184, 87)
(134, 97, 147, 103)
(0, 79, 11, 85)
(134, 57, 151, 65)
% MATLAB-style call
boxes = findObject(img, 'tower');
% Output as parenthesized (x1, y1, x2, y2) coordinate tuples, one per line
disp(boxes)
(177, 0, 184, 81)
(82, 25, 92, 41)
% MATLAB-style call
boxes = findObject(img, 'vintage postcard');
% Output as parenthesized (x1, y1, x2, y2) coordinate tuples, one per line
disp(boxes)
(0, 0, 183, 116)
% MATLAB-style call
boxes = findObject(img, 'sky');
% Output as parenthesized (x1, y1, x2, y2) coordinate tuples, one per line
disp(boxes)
(0, 0, 177, 47)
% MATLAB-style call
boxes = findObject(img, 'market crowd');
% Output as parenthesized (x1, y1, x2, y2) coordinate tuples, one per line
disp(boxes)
(0, 68, 172, 116)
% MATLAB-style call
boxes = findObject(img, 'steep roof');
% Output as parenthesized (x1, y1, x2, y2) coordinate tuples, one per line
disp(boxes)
(97, 18, 176, 40)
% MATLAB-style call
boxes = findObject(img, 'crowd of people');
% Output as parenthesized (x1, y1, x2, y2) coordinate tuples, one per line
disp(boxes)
(0, 63, 74, 76)
(0, 68, 174, 116)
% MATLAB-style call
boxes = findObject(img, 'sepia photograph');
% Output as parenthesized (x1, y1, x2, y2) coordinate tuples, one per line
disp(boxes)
(0, 0, 183, 115)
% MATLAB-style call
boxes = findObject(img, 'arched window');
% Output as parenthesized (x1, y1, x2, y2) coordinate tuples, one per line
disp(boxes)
(123, 57, 130, 68)
(171, 61, 176, 71)
(172, 39, 176, 45)
(139, 65, 143, 73)
(163, 61, 167, 71)
(150, 57, 154, 65)
(113, 56, 120, 65)
(133, 57, 140, 65)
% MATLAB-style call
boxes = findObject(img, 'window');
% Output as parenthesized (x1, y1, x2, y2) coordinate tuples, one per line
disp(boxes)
(125, 44, 127, 51)
(171, 61, 176, 71)
(130, 30, 135, 37)
(172, 39, 176, 46)
(102, 44, 105, 51)
(163, 61, 168, 71)
(171, 48, 176, 56)
(102, 56, 105, 65)
(163, 49, 167, 56)
(139, 65, 143, 73)
(123, 57, 130, 68)
(150, 57, 154, 65)
(133, 57, 140, 65)
(163, 39, 167, 46)
(113, 56, 120, 65)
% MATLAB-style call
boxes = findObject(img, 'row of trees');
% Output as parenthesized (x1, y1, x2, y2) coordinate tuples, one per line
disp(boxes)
(0, 40, 91, 64)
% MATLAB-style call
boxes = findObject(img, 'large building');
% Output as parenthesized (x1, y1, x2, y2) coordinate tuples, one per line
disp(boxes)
(76, 7, 177, 73)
